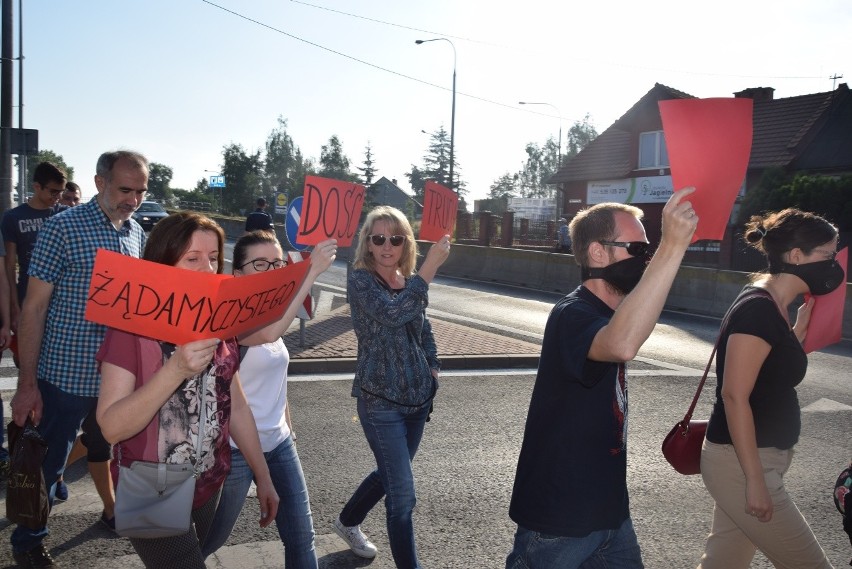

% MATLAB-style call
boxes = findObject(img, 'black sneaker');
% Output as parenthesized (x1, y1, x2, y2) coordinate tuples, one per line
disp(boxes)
(12, 544, 58, 567)
(12, 543, 59, 569)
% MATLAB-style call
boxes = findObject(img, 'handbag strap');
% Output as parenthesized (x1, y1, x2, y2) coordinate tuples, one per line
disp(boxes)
(680, 288, 773, 423)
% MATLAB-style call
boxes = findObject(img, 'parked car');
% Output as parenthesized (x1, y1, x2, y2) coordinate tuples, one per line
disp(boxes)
(132, 201, 169, 231)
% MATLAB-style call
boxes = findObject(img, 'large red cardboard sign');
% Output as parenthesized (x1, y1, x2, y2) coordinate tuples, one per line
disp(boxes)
(297, 175, 365, 247)
(659, 98, 753, 243)
(419, 180, 458, 242)
(803, 247, 848, 353)
(85, 249, 310, 345)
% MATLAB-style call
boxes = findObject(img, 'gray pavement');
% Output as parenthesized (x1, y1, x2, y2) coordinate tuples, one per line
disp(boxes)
(1, 307, 850, 568)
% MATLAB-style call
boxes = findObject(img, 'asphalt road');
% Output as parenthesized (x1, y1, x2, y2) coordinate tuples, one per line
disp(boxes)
(1, 366, 849, 568)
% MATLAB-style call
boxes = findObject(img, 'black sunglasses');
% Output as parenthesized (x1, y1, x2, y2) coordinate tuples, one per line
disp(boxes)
(369, 234, 406, 247)
(600, 240, 650, 257)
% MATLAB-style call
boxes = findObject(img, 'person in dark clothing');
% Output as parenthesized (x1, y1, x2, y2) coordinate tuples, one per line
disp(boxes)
(245, 197, 274, 232)
(506, 187, 697, 569)
(697, 209, 840, 569)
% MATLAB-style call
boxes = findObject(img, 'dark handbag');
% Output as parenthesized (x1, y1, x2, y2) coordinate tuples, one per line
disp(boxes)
(662, 289, 770, 475)
(6, 418, 50, 529)
(114, 376, 206, 538)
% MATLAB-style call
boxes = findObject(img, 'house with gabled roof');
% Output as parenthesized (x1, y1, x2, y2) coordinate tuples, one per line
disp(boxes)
(550, 82, 852, 268)
(366, 176, 422, 217)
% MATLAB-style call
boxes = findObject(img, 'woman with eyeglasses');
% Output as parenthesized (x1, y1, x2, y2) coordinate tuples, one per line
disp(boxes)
(332, 206, 450, 568)
(201, 230, 337, 568)
(698, 209, 842, 569)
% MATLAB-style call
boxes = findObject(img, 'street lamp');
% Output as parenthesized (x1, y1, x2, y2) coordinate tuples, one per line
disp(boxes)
(416, 37, 456, 195)
(519, 101, 563, 215)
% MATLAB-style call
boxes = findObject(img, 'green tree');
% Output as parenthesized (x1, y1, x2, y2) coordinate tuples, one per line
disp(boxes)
(406, 126, 466, 204)
(565, 113, 598, 159)
(147, 162, 174, 203)
(490, 114, 597, 204)
(737, 170, 852, 231)
(221, 144, 264, 215)
(318, 135, 357, 182)
(357, 142, 378, 185)
(15, 149, 75, 196)
(265, 117, 298, 196)
(489, 172, 518, 200)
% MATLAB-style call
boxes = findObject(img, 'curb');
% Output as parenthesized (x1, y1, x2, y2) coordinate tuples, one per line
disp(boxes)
(288, 354, 540, 375)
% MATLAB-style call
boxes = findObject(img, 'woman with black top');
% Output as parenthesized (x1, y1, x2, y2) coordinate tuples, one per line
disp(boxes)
(698, 208, 843, 569)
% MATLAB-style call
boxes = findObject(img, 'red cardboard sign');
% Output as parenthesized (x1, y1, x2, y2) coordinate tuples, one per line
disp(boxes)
(659, 98, 753, 242)
(803, 247, 848, 353)
(85, 249, 310, 345)
(297, 175, 365, 247)
(419, 180, 458, 242)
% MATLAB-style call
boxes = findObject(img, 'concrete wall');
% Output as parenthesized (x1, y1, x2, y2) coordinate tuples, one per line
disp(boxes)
(211, 213, 852, 338)
(421, 242, 852, 338)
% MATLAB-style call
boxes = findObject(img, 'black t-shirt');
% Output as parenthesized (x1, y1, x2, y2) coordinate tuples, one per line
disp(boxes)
(706, 286, 807, 449)
(509, 286, 631, 537)
(245, 209, 273, 232)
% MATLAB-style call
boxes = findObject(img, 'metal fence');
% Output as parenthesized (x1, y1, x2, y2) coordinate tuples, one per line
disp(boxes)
(512, 212, 556, 247)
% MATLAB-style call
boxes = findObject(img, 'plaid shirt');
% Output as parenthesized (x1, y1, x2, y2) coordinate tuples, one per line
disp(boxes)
(28, 197, 147, 397)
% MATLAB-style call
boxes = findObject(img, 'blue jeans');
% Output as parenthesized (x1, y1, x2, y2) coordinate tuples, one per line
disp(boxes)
(339, 397, 430, 569)
(506, 519, 644, 569)
(11, 380, 95, 553)
(202, 436, 317, 568)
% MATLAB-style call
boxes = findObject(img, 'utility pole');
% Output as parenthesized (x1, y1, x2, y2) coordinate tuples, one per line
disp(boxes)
(830, 74, 843, 90)
(1, 0, 13, 214)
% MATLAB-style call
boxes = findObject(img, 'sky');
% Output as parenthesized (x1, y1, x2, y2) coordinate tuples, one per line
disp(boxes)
(11, 0, 851, 206)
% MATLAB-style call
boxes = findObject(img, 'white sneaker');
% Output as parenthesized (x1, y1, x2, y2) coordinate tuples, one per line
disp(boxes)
(333, 517, 378, 559)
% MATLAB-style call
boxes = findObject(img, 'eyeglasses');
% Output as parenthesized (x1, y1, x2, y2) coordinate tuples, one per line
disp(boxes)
(45, 188, 63, 196)
(600, 240, 650, 257)
(369, 234, 406, 247)
(236, 258, 287, 272)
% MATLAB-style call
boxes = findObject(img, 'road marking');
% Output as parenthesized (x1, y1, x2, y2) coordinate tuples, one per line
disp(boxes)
(802, 398, 852, 412)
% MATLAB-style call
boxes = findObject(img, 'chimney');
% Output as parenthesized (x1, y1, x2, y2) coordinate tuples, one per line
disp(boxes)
(733, 87, 775, 101)
(392, 178, 398, 186)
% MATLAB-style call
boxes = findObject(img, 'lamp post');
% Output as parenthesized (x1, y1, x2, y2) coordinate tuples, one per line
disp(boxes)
(519, 101, 563, 216)
(416, 37, 456, 195)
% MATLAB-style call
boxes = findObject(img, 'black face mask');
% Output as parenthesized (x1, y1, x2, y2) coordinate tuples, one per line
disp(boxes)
(581, 254, 649, 296)
(770, 259, 846, 296)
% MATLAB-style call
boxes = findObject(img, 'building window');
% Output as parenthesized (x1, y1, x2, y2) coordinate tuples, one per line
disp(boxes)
(638, 131, 669, 169)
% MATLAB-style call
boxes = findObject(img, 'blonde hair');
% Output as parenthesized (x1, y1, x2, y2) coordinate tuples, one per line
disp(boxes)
(353, 206, 418, 276)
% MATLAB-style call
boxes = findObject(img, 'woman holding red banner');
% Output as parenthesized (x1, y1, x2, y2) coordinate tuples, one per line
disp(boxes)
(332, 206, 450, 568)
(698, 208, 842, 569)
(96, 212, 279, 569)
(201, 230, 337, 568)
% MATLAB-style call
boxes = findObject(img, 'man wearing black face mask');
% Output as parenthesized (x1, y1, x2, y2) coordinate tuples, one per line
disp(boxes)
(507, 187, 698, 569)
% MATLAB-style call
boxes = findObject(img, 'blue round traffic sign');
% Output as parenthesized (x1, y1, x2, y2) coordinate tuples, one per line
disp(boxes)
(285, 196, 309, 251)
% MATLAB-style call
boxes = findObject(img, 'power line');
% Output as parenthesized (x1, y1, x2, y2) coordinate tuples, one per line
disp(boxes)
(201, 0, 828, 126)
(287, 1, 827, 81)
(200, 1, 563, 120)
(288, 0, 508, 49)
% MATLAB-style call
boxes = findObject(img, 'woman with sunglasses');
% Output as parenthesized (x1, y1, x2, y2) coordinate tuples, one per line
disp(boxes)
(201, 230, 337, 567)
(333, 206, 450, 568)
(698, 209, 842, 569)
(96, 213, 279, 568)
